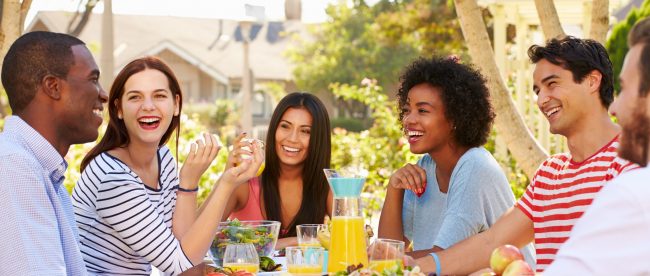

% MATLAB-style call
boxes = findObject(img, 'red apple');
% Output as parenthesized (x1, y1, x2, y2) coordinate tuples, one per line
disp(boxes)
(502, 260, 533, 276)
(490, 245, 524, 275)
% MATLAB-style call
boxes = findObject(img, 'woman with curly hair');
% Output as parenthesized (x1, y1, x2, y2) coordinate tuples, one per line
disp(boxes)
(378, 57, 534, 265)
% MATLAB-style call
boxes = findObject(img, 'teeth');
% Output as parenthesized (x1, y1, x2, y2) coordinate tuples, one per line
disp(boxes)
(283, 146, 299, 152)
(138, 118, 159, 123)
(545, 107, 561, 117)
(407, 130, 424, 137)
(93, 109, 102, 117)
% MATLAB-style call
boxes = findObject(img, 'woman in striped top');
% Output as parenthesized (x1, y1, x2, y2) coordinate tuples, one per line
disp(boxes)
(72, 57, 263, 275)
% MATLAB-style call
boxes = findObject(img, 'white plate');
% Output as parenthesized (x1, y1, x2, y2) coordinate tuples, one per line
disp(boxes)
(258, 272, 283, 275)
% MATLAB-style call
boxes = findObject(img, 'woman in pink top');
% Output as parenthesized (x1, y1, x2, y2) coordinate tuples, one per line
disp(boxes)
(223, 92, 333, 248)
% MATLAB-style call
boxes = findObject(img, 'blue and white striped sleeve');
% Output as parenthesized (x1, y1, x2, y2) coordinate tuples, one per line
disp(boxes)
(95, 171, 193, 274)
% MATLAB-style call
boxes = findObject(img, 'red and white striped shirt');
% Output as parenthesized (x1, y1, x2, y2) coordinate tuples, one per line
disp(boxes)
(516, 136, 637, 272)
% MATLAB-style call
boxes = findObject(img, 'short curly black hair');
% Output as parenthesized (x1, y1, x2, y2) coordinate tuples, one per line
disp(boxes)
(397, 57, 495, 148)
(528, 36, 614, 108)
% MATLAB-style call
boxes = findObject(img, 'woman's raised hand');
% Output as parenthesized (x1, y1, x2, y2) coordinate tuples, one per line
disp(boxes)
(220, 135, 264, 188)
(179, 132, 221, 188)
(388, 163, 427, 195)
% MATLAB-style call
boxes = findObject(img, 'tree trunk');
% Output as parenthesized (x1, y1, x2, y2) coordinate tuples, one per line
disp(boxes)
(67, 0, 98, 37)
(0, 0, 32, 118)
(100, 0, 113, 90)
(534, 0, 566, 40)
(590, 0, 609, 44)
(453, 0, 549, 179)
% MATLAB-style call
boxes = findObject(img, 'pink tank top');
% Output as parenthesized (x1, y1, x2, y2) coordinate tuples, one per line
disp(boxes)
(229, 178, 291, 236)
(229, 177, 265, 221)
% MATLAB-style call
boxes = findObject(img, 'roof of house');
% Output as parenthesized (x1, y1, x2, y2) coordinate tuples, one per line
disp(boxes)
(27, 11, 314, 81)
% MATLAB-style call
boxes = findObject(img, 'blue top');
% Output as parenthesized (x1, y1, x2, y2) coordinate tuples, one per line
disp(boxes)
(402, 147, 536, 267)
(0, 116, 87, 275)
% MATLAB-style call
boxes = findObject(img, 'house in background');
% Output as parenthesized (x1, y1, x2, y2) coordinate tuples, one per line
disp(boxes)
(27, 11, 312, 136)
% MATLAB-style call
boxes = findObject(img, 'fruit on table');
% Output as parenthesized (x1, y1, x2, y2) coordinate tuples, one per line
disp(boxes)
(490, 244, 524, 275)
(502, 260, 533, 276)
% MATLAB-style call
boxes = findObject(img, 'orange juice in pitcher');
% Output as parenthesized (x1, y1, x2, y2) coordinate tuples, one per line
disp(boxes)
(323, 169, 368, 273)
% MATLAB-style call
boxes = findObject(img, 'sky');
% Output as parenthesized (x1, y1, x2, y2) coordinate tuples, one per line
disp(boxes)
(26, 0, 346, 26)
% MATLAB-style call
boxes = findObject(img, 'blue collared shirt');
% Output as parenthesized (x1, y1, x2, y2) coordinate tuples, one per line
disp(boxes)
(0, 116, 87, 275)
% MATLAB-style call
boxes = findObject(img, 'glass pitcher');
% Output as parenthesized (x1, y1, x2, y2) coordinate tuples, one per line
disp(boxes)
(323, 169, 368, 273)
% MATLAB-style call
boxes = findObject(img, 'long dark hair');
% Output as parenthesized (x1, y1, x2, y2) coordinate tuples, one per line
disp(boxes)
(261, 92, 331, 237)
(81, 56, 183, 171)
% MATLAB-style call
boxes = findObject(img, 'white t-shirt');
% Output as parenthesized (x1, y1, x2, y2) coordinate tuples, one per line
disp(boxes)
(544, 166, 650, 275)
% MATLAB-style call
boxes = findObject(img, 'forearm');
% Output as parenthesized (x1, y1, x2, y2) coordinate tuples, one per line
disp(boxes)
(180, 182, 236, 264)
(378, 186, 405, 241)
(416, 208, 534, 275)
(417, 230, 495, 275)
(172, 191, 198, 238)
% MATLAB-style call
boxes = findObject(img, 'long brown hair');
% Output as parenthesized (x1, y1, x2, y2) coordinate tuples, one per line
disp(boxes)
(261, 92, 331, 237)
(81, 56, 183, 171)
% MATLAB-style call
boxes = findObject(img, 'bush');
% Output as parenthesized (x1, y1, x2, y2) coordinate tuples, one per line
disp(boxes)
(606, 0, 650, 92)
(331, 117, 369, 132)
(329, 80, 418, 217)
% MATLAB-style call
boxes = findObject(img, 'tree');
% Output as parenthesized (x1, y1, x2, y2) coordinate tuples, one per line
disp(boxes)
(67, 0, 99, 37)
(534, 0, 566, 39)
(590, 0, 610, 44)
(454, 0, 548, 179)
(286, 0, 463, 95)
(0, 0, 32, 118)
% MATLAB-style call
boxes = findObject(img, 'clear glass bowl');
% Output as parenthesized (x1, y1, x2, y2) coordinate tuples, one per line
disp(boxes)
(208, 220, 281, 267)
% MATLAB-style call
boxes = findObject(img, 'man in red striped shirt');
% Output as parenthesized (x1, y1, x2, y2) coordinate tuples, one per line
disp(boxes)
(545, 18, 650, 275)
(414, 37, 637, 274)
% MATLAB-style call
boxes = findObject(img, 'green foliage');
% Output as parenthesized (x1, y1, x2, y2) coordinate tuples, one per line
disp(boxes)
(331, 117, 368, 132)
(606, 0, 650, 92)
(286, 0, 463, 94)
(329, 80, 418, 216)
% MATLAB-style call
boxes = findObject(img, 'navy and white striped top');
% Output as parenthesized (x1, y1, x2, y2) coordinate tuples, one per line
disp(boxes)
(72, 146, 193, 275)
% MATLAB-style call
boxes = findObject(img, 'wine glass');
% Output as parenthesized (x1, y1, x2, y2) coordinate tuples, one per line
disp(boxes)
(222, 243, 259, 273)
(368, 238, 405, 273)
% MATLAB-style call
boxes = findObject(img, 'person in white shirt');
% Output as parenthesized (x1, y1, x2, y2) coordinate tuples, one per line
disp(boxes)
(544, 17, 650, 275)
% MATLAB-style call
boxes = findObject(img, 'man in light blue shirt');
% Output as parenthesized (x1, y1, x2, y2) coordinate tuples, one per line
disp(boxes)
(0, 31, 107, 275)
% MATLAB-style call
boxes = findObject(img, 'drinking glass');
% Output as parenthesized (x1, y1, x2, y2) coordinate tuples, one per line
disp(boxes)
(297, 224, 326, 247)
(286, 246, 325, 275)
(368, 238, 405, 273)
(222, 243, 259, 273)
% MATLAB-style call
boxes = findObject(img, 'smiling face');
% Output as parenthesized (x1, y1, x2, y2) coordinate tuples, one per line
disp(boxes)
(117, 69, 179, 146)
(274, 107, 313, 168)
(533, 59, 596, 136)
(59, 45, 108, 144)
(610, 44, 650, 166)
(402, 83, 453, 155)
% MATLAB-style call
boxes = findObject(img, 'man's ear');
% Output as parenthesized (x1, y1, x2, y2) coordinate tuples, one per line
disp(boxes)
(587, 70, 603, 94)
(41, 75, 62, 100)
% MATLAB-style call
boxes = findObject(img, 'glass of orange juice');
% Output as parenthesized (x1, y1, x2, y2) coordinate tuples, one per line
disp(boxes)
(368, 238, 405, 273)
(286, 246, 325, 275)
(222, 243, 259, 273)
(296, 224, 326, 247)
